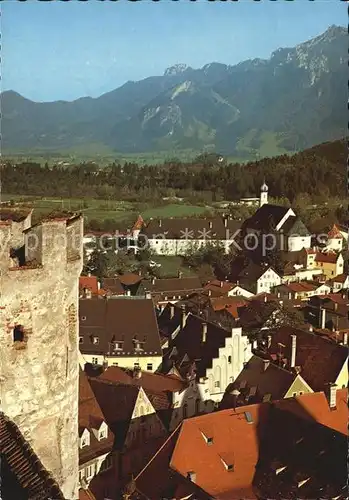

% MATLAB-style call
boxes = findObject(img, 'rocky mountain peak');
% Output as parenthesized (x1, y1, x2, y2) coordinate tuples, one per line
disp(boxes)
(164, 64, 190, 76)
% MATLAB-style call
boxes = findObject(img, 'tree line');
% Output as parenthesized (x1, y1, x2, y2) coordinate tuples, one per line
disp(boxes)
(1, 140, 346, 204)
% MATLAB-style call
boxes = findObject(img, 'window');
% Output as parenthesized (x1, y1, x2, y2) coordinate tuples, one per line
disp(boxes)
(79, 469, 85, 481)
(228, 355, 232, 364)
(183, 404, 188, 419)
(292, 392, 297, 397)
(86, 464, 94, 479)
(81, 436, 89, 448)
(195, 398, 200, 414)
(112, 362, 118, 366)
(99, 429, 107, 440)
(147, 363, 153, 371)
(79, 336, 84, 344)
(299, 391, 303, 395)
(214, 381, 220, 388)
(92, 357, 98, 365)
(134, 362, 140, 368)
(13, 325, 24, 342)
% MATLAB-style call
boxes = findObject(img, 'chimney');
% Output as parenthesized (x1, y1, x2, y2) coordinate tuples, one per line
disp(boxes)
(320, 308, 326, 329)
(263, 359, 270, 372)
(264, 294, 267, 303)
(181, 305, 187, 329)
(327, 383, 337, 410)
(133, 367, 142, 379)
(236, 280, 239, 286)
(87, 272, 91, 277)
(151, 277, 156, 285)
(277, 292, 281, 298)
(309, 325, 313, 332)
(267, 335, 272, 348)
(224, 216, 228, 228)
(145, 291, 152, 299)
(343, 332, 348, 345)
(288, 292, 292, 300)
(202, 322, 207, 343)
(290, 335, 297, 368)
(170, 304, 175, 319)
(178, 270, 183, 279)
(126, 289, 131, 297)
(85, 288, 92, 299)
(220, 281, 223, 288)
(334, 302, 338, 311)
(208, 289, 212, 297)
(158, 219, 162, 228)
(209, 221, 213, 229)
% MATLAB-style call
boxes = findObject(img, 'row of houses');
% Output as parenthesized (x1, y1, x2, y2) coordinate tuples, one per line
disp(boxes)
(77, 279, 348, 498)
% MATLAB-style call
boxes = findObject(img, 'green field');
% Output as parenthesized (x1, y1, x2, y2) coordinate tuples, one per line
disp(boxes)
(1, 194, 215, 225)
(149, 256, 197, 278)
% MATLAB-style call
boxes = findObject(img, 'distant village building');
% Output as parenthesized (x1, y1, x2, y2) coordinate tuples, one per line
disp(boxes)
(140, 216, 241, 256)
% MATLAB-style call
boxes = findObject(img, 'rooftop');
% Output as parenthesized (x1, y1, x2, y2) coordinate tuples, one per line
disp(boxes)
(79, 297, 162, 357)
(0, 412, 65, 500)
(136, 395, 348, 500)
(143, 216, 241, 240)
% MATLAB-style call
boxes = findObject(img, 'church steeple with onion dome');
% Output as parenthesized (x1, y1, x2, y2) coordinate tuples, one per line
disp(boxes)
(260, 179, 268, 207)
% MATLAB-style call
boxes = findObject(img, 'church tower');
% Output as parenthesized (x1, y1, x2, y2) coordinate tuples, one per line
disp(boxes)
(0, 210, 83, 500)
(260, 180, 268, 207)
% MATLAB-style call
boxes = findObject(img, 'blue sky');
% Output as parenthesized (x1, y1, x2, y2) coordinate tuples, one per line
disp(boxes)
(1, 0, 346, 102)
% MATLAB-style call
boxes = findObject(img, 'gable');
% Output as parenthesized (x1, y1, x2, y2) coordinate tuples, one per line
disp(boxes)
(334, 359, 349, 389)
(276, 208, 295, 231)
(284, 375, 313, 398)
(132, 387, 157, 419)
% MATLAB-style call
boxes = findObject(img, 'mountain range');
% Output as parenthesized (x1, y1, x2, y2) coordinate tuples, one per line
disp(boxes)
(1, 25, 347, 158)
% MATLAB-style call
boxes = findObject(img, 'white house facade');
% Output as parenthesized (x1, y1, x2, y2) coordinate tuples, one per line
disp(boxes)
(257, 268, 282, 294)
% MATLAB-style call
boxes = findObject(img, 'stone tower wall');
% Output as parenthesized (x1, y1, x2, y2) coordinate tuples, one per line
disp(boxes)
(0, 214, 83, 500)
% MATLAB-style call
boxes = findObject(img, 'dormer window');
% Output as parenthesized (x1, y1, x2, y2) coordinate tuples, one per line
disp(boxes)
(92, 336, 99, 345)
(112, 341, 124, 352)
(80, 429, 90, 448)
(97, 422, 108, 441)
(81, 316, 87, 321)
(133, 338, 144, 351)
(79, 337, 84, 344)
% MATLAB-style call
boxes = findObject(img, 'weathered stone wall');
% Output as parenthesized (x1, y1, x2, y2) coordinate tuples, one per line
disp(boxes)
(0, 216, 83, 500)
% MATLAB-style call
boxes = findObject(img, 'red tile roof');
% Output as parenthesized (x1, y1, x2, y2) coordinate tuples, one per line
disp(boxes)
(330, 273, 348, 283)
(220, 355, 299, 409)
(328, 224, 344, 239)
(79, 370, 114, 465)
(79, 275, 99, 295)
(204, 280, 236, 296)
(98, 366, 186, 394)
(79, 488, 97, 500)
(118, 272, 143, 286)
(275, 389, 348, 435)
(0, 207, 32, 222)
(88, 377, 140, 449)
(136, 395, 347, 500)
(262, 326, 348, 392)
(315, 251, 340, 264)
